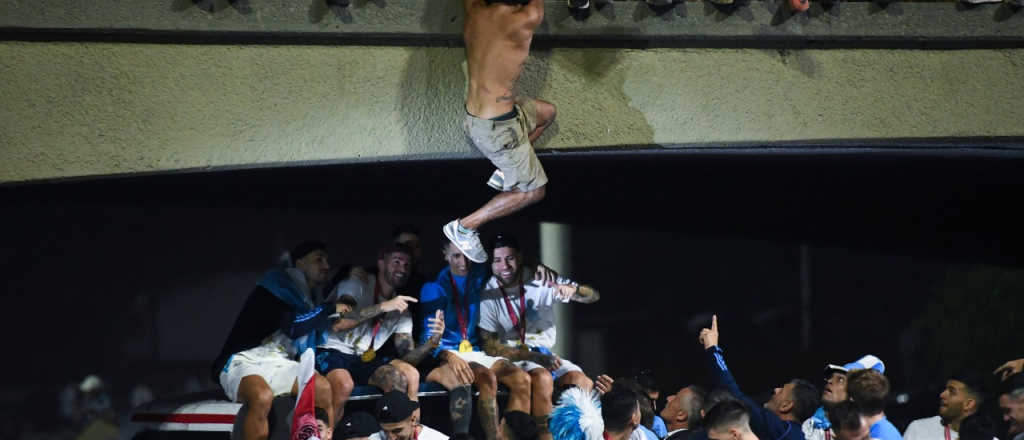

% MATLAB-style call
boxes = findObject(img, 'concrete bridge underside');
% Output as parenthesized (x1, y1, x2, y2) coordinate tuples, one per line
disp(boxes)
(1, 0, 1023, 184)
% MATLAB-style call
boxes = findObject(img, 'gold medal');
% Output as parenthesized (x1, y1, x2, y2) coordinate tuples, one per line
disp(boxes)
(361, 348, 376, 363)
(459, 340, 473, 353)
(519, 343, 529, 351)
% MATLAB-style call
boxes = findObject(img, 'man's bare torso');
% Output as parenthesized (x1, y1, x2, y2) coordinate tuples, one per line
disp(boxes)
(463, 0, 543, 119)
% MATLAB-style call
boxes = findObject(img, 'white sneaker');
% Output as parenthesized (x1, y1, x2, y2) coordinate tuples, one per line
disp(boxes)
(443, 220, 488, 263)
(487, 170, 505, 191)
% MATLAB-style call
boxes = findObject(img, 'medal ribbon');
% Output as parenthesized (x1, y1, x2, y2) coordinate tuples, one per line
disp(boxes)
(498, 276, 527, 348)
(448, 273, 469, 342)
(366, 280, 384, 352)
(944, 426, 951, 440)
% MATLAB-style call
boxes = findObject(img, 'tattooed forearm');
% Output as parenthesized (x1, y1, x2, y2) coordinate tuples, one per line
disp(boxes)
(570, 285, 600, 304)
(334, 303, 385, 331)
(369, 365, 408, 392)
(478, 396, 499, 440)
(480, 330, 532, 362)
(398, 333, 437, 365)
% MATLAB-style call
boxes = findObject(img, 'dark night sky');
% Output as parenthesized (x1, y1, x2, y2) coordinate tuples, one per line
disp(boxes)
(2, 149, 1023, 430)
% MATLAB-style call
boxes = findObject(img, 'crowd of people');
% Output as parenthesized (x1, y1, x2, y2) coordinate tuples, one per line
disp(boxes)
(204, 0, 1024, 438)
(208, 222, 1024, 440)
(211, 225, 600, 440)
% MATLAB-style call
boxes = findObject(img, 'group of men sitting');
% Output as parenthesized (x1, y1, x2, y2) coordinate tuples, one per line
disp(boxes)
(211, 225, 600, 440)
(589, 318, 1024, 440)
(208, 224, 1024, 440)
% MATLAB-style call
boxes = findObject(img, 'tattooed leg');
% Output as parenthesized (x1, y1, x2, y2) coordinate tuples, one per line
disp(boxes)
(534, 414, 552, 440)
(368, 365, 408, 393)
(478, 396, 499, 440)
(450, 385, 472, 435)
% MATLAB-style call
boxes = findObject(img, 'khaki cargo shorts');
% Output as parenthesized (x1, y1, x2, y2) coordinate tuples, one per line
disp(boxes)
(463, 98, 548, 192)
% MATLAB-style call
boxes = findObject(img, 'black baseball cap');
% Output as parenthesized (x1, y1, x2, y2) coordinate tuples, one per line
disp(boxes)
(488, 233, 520, 253)
(336, 412, 380, 440)
(291, 241, 328, 266)
(375, 391, 420, 424)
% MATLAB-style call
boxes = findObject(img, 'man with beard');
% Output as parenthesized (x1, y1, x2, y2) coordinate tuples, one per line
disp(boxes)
(478, 234, 599, 440)
(699, 315, 819, 440)
(418, 241, 553, 440)
(331, 225, 430, 340)
(998, 373, 1024, 440)
(803, 355, 885, 440)
(317, 243, 440, 422)
(211, 241, 344, 440)
(904, 370, 988, 440)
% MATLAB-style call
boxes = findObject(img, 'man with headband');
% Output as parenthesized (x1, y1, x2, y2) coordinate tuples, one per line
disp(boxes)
(443, 0, 556, 264)
(211, 241, 346, 440)
(316, 242, 444, 423)
(478, 233, 600, 440)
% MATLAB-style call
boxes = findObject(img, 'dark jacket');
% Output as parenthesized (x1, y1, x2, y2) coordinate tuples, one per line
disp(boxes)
(705, 346, 806, 440)
(210, 281, 335, 383)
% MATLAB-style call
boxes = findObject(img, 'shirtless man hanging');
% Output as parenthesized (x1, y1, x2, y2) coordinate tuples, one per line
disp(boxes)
(443, 0, 556, 264)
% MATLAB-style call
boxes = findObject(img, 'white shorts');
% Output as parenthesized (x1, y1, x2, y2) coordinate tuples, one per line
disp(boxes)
(514, 357, 583, 380)
(450, 350, 507, 369)
(219, 351, 299, 402)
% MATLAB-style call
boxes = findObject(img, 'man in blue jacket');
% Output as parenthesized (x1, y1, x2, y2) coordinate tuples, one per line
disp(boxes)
(211, 241, 350, 440)
(417, 241, 544, 440)
(699, 315, 818, 440)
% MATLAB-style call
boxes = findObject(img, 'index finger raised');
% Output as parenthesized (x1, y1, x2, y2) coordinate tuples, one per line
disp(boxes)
(712, 314, 718, 331)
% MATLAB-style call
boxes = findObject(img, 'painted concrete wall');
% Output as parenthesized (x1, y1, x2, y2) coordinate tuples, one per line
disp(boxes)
(2, 42, 1022, 183)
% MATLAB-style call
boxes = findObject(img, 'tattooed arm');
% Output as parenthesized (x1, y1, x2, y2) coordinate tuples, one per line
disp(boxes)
(332, 294, 417, 332)
(571, 284, 600, 304)
(396, 333, 438, 366)
(479, 329, 558, 367)
(552, 283, 600, 304)
(399, 310, 444, 365)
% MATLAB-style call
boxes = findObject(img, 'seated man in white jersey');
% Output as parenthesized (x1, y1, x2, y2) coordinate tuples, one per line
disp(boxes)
(372, 391, 449, 440)
(317, 242, 443, 421)
(904, 370, 989, 440)
(418, 240, 542, 440)
(477, 233, 600, 440)
(211, 241, 346, 440)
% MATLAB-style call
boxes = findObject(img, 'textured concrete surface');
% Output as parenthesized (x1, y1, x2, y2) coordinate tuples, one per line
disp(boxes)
(2, 42, 1022, 183)
(1, 1, 1022, 45)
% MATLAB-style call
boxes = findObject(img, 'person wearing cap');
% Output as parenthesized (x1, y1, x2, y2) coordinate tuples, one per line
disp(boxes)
(903, 370, 989, 440)
(845, 369, 900, 440)
(211, 240, 348, 440)
(318, 242, 442, 422)
(698, 315, 818, 440)
(478, 233, 600, 440)
(372, 391, 449, 440)
(802, 355, 884, 440)
(338, 412, 381, 440)
(417, 238, 547, 440)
